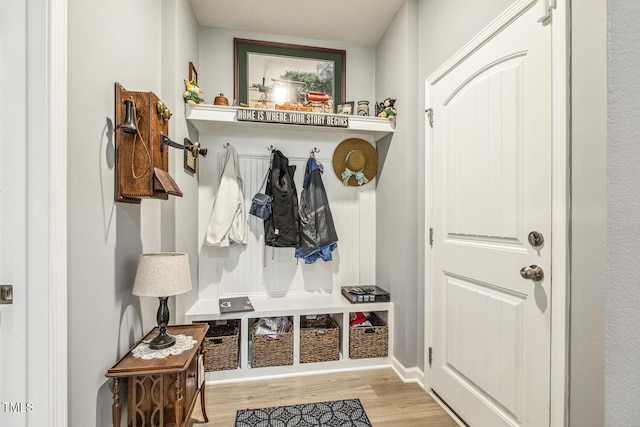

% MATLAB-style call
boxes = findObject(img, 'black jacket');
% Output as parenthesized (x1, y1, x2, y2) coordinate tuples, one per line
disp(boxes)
(264, 150, 300, 247)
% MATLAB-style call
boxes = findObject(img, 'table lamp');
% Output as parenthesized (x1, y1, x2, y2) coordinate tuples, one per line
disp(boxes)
(132, 252, 192, 349)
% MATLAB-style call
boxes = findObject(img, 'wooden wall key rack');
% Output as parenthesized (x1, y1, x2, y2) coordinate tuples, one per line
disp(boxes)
(114, 83, 183, 203)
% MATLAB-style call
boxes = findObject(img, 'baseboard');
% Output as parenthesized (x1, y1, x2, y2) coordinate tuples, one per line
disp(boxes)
(205, 363, 392, 385)
(390, 356, 425, 389)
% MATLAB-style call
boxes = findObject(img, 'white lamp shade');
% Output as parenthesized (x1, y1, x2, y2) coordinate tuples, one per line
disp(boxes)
(132, 252, 192, 297)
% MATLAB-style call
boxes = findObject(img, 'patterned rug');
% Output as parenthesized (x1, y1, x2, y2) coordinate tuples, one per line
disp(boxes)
(234, 398, 373, 427)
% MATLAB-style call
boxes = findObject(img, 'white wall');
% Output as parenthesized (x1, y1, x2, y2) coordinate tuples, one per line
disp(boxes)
(375, 0, 421, 370)
(606, 1, 640, 425)
(198, 28, 376, 109)
(164, 0, 202, 323)
(67, 0, 199, 425)
(417, 0, 515, 78)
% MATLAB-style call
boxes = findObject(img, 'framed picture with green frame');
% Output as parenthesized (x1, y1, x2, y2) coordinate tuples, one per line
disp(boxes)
(234, 38, 346, 113)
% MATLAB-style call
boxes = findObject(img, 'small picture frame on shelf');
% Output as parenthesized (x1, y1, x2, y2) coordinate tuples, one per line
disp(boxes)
(336, 102, 354, 115)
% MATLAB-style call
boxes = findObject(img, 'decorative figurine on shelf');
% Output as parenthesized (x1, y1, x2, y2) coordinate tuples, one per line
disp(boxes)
(183, 78, 205, 106)
(376, 97, 397, 119)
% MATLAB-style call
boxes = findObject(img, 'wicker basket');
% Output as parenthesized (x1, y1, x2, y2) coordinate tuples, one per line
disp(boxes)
(200, 320, 240, 372)
(300, 314, 340, 364)
(349, 312, 388, 359)
(250, 318, 294, 368)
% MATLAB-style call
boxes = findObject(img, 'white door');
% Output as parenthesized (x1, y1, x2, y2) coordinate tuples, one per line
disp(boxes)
(429, 3, 552, 426)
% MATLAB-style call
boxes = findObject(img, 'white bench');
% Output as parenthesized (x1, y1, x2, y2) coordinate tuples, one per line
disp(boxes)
(185, 292, 394, 382)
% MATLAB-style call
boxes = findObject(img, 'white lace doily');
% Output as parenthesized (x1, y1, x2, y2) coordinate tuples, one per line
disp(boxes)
(132, 334, 196, 360)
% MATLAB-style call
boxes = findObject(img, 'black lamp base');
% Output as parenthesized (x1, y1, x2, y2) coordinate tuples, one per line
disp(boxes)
(150, 296, 175, 350)
(149, 330, 176, 350)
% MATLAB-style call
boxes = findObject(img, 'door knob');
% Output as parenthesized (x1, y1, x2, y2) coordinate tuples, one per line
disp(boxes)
(520, 265, 544, 281)
(528, 231, 544, 247)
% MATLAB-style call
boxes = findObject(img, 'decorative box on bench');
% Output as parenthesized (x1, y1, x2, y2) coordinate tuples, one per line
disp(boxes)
(197, 319, 240, 371)
(349, 312, 389, 359)
(250, 317, 294, 368)
(341, 285, 390, 304)
(300, 314, 340, 364)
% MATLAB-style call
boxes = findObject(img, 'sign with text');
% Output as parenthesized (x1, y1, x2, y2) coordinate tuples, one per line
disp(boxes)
(236, 108, 349, 128)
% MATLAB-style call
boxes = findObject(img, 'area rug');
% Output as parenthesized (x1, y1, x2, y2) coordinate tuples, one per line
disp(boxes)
(234, 398, 373, 427)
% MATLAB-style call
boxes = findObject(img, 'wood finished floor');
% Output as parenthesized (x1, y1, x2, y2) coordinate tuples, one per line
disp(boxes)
(189, 368, 458, 426)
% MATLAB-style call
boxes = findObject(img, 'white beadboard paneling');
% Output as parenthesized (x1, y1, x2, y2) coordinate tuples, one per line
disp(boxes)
(198, 135, 376, 300)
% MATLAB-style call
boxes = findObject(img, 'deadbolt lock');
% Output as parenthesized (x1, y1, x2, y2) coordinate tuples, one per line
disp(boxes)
(0, 285, 13, 304)
(520, 265, 544, 281)
(528, 231, 544, 247)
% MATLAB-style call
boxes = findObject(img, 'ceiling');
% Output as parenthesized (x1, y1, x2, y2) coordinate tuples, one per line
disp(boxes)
(190, 0, 406, 46)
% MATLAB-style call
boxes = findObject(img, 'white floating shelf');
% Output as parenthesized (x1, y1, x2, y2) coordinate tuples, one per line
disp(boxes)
(185, 104, 395, 142)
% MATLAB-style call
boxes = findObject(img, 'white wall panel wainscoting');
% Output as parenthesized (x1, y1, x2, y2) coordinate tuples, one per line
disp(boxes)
(199, 149, 371, 299)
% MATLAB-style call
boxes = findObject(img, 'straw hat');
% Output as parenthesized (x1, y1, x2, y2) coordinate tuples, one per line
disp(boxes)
(332, 138, 378, 186)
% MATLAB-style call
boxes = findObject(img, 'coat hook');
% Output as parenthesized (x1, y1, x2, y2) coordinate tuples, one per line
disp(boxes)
(268, 145, 275, 151)
(310, 147, 319, 157)
(223, 142, 230, 149)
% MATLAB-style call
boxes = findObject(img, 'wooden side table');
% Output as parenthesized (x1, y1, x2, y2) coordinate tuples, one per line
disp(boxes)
(106, 324, 209, 427)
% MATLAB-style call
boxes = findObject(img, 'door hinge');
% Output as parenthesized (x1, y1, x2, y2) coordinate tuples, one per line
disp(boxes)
(428, 347, 433, 366)
(538, 0, 555, 22)
(425, 108, 434, 128)
(429, 227, 434, 247)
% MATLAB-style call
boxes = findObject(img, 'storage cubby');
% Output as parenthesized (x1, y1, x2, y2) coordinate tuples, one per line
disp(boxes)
(299, 314, 341, 364)
(187, 294, 393, 381)
(348, 311, 389, 359)
(250, 316, 294, 368)
(197, 319, 240, 372)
